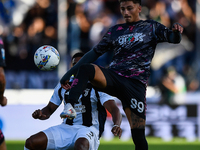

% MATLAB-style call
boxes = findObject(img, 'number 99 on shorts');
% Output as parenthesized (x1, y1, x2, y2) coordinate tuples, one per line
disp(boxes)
(130, 98, 144, 113)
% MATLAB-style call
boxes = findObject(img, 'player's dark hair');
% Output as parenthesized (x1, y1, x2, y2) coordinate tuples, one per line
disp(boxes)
(118, 0, 141, 5)
(72, 52, 85, 60)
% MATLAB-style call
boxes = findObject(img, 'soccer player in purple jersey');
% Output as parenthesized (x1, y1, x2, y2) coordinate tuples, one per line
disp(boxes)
(60, 0, 183, 149)
(0, 36, 7, 150)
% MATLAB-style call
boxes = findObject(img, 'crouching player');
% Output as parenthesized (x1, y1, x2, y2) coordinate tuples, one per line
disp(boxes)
(24, 52, 122, 150)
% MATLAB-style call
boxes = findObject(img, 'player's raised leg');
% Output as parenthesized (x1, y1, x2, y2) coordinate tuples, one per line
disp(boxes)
(68, 63, 107, 104)
(61, 64, 107, 119)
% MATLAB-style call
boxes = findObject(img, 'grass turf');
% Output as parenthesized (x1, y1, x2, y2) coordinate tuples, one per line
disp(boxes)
(6, 137, 200, 150)
(99, 137, 200, 150)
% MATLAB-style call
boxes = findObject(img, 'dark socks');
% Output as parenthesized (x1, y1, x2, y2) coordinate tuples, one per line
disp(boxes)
(131, 129, 148, 150)
(67, 64, 95, 106)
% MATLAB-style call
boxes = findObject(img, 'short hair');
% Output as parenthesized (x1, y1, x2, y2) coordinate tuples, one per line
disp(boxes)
(71, 52, 85, 60)
(118, 0, 141, 5)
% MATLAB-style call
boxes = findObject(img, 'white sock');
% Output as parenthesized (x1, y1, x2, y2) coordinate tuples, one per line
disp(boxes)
(24, 146, 30, 150)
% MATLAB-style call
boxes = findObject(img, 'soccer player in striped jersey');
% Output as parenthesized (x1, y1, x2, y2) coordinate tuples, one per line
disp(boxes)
(60, 1, 184, 150)
(0, 36, 7, 150)
(24, 52, 122, 150)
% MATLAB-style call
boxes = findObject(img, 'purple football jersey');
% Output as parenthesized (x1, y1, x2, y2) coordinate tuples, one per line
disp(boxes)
(93, 20, 171, 85)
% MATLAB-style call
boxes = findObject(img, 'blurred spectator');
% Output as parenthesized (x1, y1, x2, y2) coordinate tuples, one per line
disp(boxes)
(3, 0, 59, 89)
(149, 1, 171, 27)
(0, 0, 198, 90)
(0, 0, 16, 25)
(68, 3, 91, 56)
(158, 66, 187, 104)
(183, 64, 200, 92)
(89, 11, 115, 67)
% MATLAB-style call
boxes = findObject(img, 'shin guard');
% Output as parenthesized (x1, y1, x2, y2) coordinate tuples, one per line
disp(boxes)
(131, 129, 148, 150)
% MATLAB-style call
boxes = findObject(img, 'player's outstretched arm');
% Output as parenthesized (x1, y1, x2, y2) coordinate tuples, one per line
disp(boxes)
(60, 49, 100, 85)
(103, 100, 122, 139)
(32, 102, 58, 120)
(168, 22, 184, 43)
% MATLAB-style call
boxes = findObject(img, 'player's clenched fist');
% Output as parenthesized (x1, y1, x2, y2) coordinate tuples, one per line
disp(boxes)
(111, 125, 122, 139)
(0, 96, 7, 106)
(172, 22, 184, 33)
(32, 109, 47, 119)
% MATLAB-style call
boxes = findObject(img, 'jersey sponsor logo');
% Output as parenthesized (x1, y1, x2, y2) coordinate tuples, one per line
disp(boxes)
(118, 33, 145, 45)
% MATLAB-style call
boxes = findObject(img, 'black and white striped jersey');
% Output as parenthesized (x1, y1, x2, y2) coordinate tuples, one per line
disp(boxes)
(50, 82, 118, 137)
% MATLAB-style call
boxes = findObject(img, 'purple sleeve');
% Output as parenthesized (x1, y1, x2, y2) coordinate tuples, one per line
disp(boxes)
(153, 21, 181, 43)
(153, 21, 170, 42)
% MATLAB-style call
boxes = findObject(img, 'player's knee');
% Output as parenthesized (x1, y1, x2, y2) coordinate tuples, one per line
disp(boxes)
(79, 64, 95, 80)
(25, 136, 34, 149)
(74, 138, 89, 150)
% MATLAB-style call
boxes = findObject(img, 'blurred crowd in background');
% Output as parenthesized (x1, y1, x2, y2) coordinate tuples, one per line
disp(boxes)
(0, 0, 199, 103)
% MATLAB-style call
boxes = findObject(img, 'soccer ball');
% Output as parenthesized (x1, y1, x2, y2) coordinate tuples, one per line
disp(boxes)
(34, 45, 60, 71)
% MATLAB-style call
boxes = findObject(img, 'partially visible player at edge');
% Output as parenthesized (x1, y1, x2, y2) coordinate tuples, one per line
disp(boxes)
(0, 36, 7, 150)
(24, 52, 122, 150)
(60, 0, 184, 149)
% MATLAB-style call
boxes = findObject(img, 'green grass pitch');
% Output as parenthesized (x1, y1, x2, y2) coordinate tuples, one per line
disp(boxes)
(6, 137, 200, 150)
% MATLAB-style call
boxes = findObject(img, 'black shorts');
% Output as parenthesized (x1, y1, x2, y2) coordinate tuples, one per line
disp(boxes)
(98, 67, 147, 119)
(0, 129, 5, 145)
